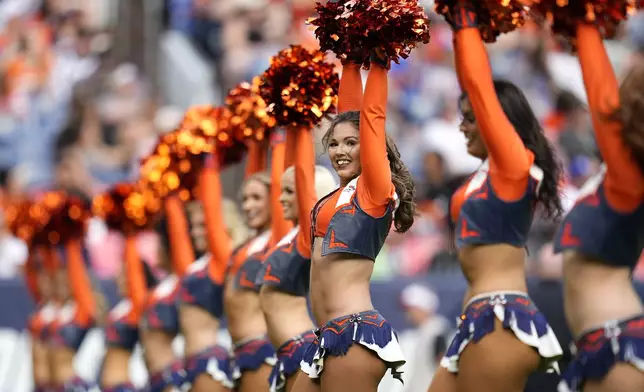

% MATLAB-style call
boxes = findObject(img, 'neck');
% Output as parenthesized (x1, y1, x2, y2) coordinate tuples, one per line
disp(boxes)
(340, 174, 359, 187)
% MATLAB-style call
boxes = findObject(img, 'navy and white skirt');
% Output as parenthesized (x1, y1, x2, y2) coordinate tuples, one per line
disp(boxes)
(269, 330, 316, 392)
(558, 314, 644, 392)
(300, 310, 405, 382)
(441, 291, 562, 373)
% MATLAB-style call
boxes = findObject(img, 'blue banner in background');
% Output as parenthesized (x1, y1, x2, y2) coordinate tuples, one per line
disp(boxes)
(2, 275, 644, 331)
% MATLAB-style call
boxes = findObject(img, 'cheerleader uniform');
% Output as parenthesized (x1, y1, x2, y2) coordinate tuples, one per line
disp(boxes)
(178, 155, 236, 390)
(49, 240, 99, 392)
(438, 17, 562, 374)
(300, 63, 406, 382)
(255, 127, 325, 392)
(228, 231, 277, 381)
(553, 24, 644, 392)
(102, 237, 154, 392)
(29, 302, 57, 392)
(227, 134, 293, 387)
(142, 195, 197, 392)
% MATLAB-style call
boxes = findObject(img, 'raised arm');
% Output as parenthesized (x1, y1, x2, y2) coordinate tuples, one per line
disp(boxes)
(292, 127, 317, 257)
(24, 253, 41, 303)
(454, 27, 531, 178)
(123, 235, 146, 322)
(357, 64, 394, 213)
(200, 154, 232, 285)
(245, 142, 268, 178)
(285, 134, 297, 167)
(576, 24, 644, 206)
(338, 63, 363, 113)
(164, 196, 195, 277)
(65, 239, 95, 325)
(269, 130, 292, 247)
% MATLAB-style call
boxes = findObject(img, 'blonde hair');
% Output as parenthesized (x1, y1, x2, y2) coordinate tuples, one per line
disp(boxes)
(222, 198, 249, 248)
(282, 165, 338, 201)
(243, 171, 271, 189)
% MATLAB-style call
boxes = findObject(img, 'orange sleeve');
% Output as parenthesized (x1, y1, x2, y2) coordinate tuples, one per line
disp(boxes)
(292, 127, 317, 258)
(285, 135, 297, 168)
(66, 239, 95, 325)
(24, 254, 41, 303)
(269, 132, 292, 247)
(200, 154, 232, 284)
(124, 236, 146, 322)
(357, 65, 394, 214)
(455, 28, 532, 194)
(576, 24, 644, 209)
(245, 143, 268, 178)
(164, 196, 195, 277)
(338, 63, 363, 113)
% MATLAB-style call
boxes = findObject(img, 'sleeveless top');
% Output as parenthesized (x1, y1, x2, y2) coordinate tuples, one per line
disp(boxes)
(232, 231, 272, 291)
(451, 161, 544, 249)
(311, 176, 399, 261)
(258, 226, 311, 296)
(50, 301, 93, 350)
(105, 299, 139, 351)
(29, 302, 56, 341)
(554, 165, 644, 268)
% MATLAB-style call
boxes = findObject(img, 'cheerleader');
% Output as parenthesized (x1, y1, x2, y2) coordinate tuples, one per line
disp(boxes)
(49, 240, 102, 391)
(427, 4, 563, 392)
(25, 249, 56, 392)
(139, 197, 195, 392)
(224, 139, 291, 392)
(101, 236, 157, 392)
(293, 52, 416, 391)
(179, 154, 248, 392)
(256, 124, 337, 392)
(553, 23, 644, 392)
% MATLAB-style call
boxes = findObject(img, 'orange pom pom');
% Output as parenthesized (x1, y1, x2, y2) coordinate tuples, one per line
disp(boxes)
(530, 0, 631, 43)
(258, 45, 339, 128)
(93, 183, 161, 235)
(37, 191, 91, 244)
(309, 0, 431, 67)
(226, 79, 277, 143)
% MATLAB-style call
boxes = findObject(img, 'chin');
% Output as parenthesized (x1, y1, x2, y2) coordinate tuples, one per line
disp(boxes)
(337, 168, 358, 183)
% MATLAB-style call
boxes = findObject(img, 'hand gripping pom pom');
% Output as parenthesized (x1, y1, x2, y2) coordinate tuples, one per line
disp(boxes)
(529, 0, 632, 43)
(92, 183, 161, 236)
(226, 79, 277, 143)
(308, 0, 431, 68)
(37, 191, 92, 245)
(435, 0, 528, 42)
(258, 45, 339, 128)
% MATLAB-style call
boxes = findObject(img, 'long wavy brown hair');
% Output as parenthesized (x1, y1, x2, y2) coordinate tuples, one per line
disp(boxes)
(610, 63, 644, 174)
(322, 111, 417, 233)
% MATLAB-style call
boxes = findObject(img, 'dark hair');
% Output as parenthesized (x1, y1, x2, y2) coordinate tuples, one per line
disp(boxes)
(322, 111, 417, 233)
(609, 64, 644, 174)
(555, 90, 584, 114)
(141, 260, 158, 289)
(460, 80, 563, 220)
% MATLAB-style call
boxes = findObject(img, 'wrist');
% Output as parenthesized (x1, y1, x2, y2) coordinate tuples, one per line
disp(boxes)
(269, 129, 286, 146)
(451, 3, 478, 30)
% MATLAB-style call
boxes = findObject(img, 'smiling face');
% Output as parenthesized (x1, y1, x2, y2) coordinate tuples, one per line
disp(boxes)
(327, 122, 361, 186)
(279, 169, 297, 222)
(241, 179, 271, 230)
(459, 97, 488, 160)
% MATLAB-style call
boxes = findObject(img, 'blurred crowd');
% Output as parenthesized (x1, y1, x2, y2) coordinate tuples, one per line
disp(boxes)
(1, 0, 644, 282)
